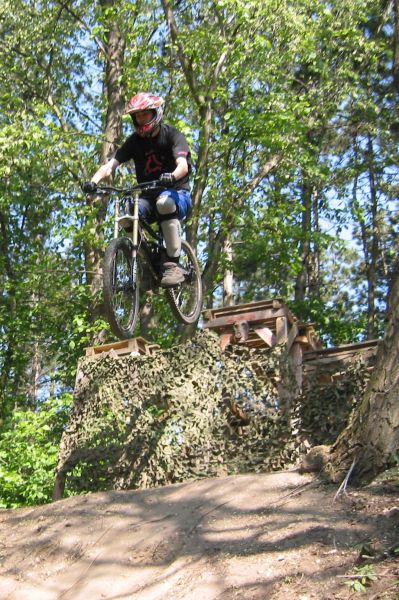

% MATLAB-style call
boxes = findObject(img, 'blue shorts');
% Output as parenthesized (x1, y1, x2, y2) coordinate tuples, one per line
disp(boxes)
(137, 189, 192, 222)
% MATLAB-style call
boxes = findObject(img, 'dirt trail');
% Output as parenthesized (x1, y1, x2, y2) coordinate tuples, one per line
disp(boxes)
(0, 471, 398, 599)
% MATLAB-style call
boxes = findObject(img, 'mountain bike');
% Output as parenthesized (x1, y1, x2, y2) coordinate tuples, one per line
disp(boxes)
(96, 180, 203, 340)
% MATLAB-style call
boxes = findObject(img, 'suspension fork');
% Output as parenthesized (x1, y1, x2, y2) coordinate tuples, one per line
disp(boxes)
(113, 196, 120, 239)
(131, 191, 140, 256)
(130, 192, 140, 288)
(113, 191, 140, 249)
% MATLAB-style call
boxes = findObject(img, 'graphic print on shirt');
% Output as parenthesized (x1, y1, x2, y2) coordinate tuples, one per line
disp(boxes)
(144, 152, 163, 176)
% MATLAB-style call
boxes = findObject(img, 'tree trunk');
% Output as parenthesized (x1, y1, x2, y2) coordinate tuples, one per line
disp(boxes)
(294, 177, 312, 302)
(0, 209, 14, 419)
(140, 293, 157, 341)
(187, 101, 212, 250)
(27, 338, 42, 407)
(393, 0, 399, 93)
(365, 135, 379, 339)
(312, 51, 398, 459)
(324, 258, 399, 484)
(223, 237, 234, 307)
(99, 2, 126, 166)
(308, 189, 321, 299)
(85, 1, 125, 342)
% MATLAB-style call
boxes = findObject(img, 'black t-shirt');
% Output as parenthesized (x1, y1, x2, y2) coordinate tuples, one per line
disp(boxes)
(115, 123, 191, 198)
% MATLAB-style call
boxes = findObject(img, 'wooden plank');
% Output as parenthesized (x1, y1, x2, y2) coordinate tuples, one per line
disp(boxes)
(275, 316, 288, 345)
(203, 299, 300, 328)
(253, 326, 276, 347)
(305, 353, 374, 367)
(85, 339, 132, 355)
(203, 298, 284, 320)
(203, 307, 289, 331)
(304, 339, 379, 363)
(220, 332, 233, 351)
(245, 340, 269, 348)
(85, 337, 159, 358)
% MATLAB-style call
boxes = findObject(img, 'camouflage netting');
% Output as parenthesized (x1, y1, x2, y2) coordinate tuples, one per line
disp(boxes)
(54, 330, 373, 496)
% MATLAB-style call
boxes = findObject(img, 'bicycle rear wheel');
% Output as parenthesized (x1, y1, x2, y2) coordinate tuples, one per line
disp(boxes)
(103, 237, 141, 339)
(166, 240, 203, 324)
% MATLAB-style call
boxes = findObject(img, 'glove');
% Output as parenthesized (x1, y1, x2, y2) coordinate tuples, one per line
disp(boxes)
(159, 173, 176, 187)
(82, 181, 97, 194)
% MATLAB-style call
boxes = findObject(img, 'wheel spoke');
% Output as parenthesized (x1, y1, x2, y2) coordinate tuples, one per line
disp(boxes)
(103, 238, 140, 339)
(166, 240, 203, 324)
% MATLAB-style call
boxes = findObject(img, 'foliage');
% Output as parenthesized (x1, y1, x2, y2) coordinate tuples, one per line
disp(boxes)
(344, 564, 378, 593)
(289, 297, 370, 345)
(0, 395, 73, 508)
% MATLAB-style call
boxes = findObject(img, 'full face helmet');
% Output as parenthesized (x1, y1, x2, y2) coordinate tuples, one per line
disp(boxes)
(125, 92, 165, 137)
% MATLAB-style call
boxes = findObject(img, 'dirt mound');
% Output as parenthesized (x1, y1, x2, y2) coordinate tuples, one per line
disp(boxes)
(0, 471, 398, 599)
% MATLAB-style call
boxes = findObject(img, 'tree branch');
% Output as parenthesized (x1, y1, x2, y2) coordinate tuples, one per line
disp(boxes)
(160, 0, 204, 108)
(240, 154, 283, 202)
(56, 0, 111, 61)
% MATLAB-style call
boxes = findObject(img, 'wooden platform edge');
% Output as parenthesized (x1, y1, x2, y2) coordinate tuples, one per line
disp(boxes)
(85, 337, 160, 359)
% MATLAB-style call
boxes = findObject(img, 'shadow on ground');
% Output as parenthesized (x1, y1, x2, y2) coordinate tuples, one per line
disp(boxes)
(0, 471, 398, 600)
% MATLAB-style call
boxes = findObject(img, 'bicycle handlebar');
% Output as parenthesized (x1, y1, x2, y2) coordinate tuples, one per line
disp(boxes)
(94, 180, 166, 195)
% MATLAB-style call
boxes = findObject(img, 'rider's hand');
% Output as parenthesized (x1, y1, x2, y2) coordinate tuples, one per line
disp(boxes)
(159, 173, 176, 187)
(82, 181, 98, 194)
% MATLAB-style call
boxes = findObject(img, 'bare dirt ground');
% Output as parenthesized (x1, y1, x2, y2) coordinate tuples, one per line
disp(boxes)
(0, 470, 398, 600)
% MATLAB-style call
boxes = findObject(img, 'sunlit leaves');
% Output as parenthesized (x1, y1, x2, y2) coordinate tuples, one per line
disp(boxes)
(0, 395, 73, 507)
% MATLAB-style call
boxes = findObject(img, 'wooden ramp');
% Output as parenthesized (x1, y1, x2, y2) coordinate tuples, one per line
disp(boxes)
(303, 339, 379, 382)
(80, 301, 379, 396)
(203, 299, 322, 352)
(84, 337, 160, 360)
(203, 299, 379, 392)
(203, 299, 323, 395)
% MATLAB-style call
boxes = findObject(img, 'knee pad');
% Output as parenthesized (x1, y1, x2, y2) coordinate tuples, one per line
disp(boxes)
(156, 194, 177, 216)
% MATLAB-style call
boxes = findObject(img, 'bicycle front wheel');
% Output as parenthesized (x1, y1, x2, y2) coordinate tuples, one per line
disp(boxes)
(166, 240, 203, 324)
(103, 237, 141, 339)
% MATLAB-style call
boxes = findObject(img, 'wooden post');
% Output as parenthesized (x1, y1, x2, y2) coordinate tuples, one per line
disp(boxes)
(276, 316, 288, 345)
(289, 342, 303, 392)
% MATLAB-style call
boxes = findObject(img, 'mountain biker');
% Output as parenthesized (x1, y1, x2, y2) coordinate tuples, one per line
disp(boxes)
(82, 92, 192, 288)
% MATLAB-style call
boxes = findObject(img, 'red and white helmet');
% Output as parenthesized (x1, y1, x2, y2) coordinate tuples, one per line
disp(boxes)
(125, 92, 165, 137)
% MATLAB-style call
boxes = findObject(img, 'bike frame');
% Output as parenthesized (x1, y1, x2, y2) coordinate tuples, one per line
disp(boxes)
(112, 188, 164, 286)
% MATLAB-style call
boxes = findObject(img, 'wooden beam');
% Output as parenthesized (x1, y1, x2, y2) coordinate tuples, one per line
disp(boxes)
(233, 320, 250, 342)
(286, 322, 299, 351)
(220, 332, 233, 351)
(203, 298, 284, 320)
(204, 307, 289, 331)
(275, 316, 288, 344)
(253, 326, 276, 347)
(85, 337, 159, 358)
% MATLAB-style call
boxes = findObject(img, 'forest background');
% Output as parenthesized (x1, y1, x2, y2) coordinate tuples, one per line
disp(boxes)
(0, 0, 398, 507)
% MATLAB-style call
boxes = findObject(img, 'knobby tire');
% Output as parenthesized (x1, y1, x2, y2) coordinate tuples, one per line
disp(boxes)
(103, 237, 140, 340)
(166, 240, 203, 324)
